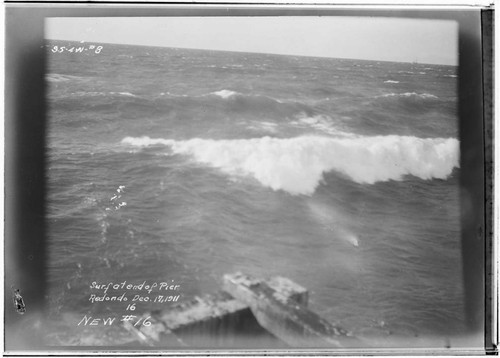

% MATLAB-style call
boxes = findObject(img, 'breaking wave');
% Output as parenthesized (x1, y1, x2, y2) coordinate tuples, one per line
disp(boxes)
(122, 135, 460, 196)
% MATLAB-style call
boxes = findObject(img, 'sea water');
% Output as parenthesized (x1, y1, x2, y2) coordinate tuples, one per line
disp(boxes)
(45, 41, 463, 347)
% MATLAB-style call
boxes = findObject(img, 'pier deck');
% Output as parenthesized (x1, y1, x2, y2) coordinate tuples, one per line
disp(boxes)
(124, 272, 360, 349)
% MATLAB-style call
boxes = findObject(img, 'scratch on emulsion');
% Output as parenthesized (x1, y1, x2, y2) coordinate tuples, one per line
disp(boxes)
(12, 286, 26, 314)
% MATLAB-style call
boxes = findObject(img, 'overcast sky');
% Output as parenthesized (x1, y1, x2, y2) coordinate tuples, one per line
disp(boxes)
(46, 17, 458, 65)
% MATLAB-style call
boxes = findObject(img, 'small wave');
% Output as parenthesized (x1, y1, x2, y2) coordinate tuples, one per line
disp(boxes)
(68, 91, 138, 98)
(197, 90, 313, 117)
(112, 92, 137, 98)
(246, 121, 279, 133)
(378, 92, 438, 99)
(207, 89, 285, 103)
(162, 89, 294, 108)
(443, 74, 458, 78)
(50, 91, 148, 115)
(46, 73, 86, 82)
(291, 116, 354, 138)
(372, 92, 453, 115)
(384, 80, 400, 84)
(122, 135, 459, 196)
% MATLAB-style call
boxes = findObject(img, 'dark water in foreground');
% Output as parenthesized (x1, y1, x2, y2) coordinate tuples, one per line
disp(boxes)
(44, 40, 468, 348)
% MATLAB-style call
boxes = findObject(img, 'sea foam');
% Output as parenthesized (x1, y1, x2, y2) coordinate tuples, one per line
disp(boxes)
(122, 135, 460, 196)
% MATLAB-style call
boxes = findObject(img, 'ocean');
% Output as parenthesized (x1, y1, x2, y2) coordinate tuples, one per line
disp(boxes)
(45, 40, 463, 348)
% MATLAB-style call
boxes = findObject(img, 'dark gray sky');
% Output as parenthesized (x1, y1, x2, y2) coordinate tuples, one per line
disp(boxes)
(46, 16, 458, 65)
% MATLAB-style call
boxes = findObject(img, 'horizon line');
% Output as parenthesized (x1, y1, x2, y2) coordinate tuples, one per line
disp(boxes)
(46, 38, 458, 66)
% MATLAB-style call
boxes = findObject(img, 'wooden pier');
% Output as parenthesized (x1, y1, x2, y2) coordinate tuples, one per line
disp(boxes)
(124, 272, 360, 349)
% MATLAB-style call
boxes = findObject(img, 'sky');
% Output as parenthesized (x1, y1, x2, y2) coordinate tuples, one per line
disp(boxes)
(46, 16, 458, 65)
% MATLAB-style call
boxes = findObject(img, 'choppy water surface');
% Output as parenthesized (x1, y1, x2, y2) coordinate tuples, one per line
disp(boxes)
(45, 41, 465, 348)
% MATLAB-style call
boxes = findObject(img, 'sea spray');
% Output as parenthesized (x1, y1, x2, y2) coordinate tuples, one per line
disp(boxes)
(307, 200, 360, 247)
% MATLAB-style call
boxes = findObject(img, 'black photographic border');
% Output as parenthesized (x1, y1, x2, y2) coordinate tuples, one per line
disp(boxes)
(3, 3, 495, 354)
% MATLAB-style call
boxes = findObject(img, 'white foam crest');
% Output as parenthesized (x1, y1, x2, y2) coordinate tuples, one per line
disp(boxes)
(122, 135, 459, 196)
(110, 92, 137, 97)
(384, 80, 400, 84)
(211, 90, 239, 99)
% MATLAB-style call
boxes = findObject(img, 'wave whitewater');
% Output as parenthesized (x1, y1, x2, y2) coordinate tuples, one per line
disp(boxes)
(122, 135, 459, 196)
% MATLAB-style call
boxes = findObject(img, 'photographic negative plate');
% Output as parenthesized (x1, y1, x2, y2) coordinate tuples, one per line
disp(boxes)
(3, 4, 495, 355)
